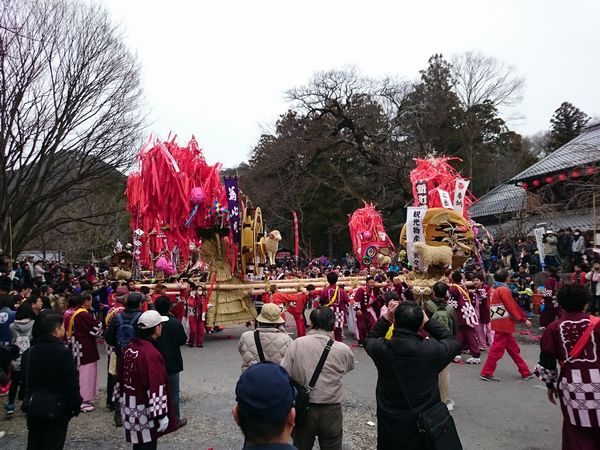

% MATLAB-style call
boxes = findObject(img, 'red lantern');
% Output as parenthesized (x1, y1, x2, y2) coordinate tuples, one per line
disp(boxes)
(558, 173, 568, 181)
(571, 170, 581, 178)
(532, 179, 541, 187)
(585, 166, 597, 175)
(521, 182, 528, 189)
(545, 176, 554, 184)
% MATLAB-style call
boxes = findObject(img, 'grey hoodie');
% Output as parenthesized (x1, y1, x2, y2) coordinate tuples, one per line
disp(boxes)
(10, 318, 34, 370)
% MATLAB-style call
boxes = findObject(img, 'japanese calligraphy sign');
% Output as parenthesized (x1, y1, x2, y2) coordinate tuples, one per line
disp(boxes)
(453, 179, 470, 216)
(224, 177, 241, 243)
(415, 181, 429, 206)
(406, 207, 427, 271)
(438, 189, 453, 209)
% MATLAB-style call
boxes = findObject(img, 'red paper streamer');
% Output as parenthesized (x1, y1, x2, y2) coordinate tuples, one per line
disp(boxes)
(125, 134, 227, 268)
(409, 157, 476, 217)
(348, 202, 395, 267)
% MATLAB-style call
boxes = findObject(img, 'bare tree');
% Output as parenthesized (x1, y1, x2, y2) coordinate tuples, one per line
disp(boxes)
(0, 0, 145, 257)
(450, 52, 525, 180)
(452, 51, 525, 109)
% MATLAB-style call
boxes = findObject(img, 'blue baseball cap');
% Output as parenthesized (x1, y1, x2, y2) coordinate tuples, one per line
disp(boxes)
(235, 362, 294, 419)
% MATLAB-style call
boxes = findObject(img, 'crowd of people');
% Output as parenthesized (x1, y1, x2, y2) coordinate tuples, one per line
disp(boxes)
(0, 242, 599, 449)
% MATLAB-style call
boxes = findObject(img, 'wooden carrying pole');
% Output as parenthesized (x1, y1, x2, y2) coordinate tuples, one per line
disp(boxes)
(136, 281, 432, 296)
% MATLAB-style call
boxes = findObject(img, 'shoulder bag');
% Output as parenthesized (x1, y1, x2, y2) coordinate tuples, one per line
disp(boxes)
(293, 338, 334, 426)
(392, 357, 462, 450)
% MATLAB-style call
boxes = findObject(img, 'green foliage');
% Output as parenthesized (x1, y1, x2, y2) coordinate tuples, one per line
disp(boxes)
(549, 102, 590, 151)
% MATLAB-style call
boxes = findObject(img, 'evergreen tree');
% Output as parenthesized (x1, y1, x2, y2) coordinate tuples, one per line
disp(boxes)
(549, 102, 590, 151)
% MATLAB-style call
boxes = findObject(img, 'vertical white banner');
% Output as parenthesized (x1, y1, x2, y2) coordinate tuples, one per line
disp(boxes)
(406, 207, 427, 271)
(453, 179, 470, 216)
(533, 227, 546, 269)
(438, 189, 453, 209)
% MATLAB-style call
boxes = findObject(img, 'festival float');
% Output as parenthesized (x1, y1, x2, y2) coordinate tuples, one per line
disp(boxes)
(116, 134, 376, 327)
(122, 134, 258, 326)
(348, 203, 395, 269)
(399, 157, 483, 299)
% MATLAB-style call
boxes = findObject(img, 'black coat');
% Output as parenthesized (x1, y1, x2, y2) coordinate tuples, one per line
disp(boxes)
(21, 335, 82, 420)
(155, 314, 187, 374)
(364, 317, 461, 450)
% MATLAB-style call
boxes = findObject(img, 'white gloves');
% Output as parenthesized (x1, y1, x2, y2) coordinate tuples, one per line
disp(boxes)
(157, 416, 169, 432)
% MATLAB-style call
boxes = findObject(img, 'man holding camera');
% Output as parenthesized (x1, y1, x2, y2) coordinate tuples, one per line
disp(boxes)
(364, 300, 461, 449)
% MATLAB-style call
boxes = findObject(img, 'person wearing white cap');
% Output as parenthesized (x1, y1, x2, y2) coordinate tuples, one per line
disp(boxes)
(114, 310, 175, 449)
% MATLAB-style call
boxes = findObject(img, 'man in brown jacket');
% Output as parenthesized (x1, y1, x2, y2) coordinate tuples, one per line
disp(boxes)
(281, 307, 355, 450)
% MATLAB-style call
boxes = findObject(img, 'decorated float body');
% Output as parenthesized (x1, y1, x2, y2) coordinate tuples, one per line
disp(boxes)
(399, 157, 483, 299)
(348, 203, 396, 269)
(124, 134, 257, 327)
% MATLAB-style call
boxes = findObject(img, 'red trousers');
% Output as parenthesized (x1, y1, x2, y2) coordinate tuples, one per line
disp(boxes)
(456, 325, 481, 358)
(292, 314, 306, 337)
(188, 315, 205, 347)
(356, 311, 377, 344)
(333, 327, 343, 342)
(480, 331, 530, 377)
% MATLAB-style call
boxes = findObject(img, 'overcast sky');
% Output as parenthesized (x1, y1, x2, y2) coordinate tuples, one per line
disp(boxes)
(102, 0, 600, 168)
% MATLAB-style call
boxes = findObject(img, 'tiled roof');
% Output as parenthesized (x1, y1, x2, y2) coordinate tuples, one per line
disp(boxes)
(483, 209, 600, 237)
(470, 183, 526, 218)
(510, 123, 600, 182)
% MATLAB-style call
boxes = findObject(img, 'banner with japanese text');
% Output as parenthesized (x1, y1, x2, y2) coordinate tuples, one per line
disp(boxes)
(438, 189, 453, 209)
(406, 206, 427, 271)
(453, 179, 470, 216)
(415, 181, 429, 206)
(224, 177, 241, 243)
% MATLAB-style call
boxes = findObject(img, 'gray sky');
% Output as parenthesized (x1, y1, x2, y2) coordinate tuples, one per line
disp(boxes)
(102, 0, 600, 168)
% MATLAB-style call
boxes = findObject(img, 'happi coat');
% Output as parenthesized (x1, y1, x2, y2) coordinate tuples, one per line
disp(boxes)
(115, 337, 176, 444)
(65, 307, 102, 368)
(535, 312, 600, 429)
(448, 284, 479, 328)
(319, 284, 350, 329)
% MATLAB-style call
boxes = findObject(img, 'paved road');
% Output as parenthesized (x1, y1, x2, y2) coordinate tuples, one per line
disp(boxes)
(1, 322, 562, 449)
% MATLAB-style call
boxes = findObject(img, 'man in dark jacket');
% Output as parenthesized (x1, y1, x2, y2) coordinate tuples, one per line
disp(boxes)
(364, 300, 461, 450)
(155, 296, 188, 428)
(22, 309, 82, 450)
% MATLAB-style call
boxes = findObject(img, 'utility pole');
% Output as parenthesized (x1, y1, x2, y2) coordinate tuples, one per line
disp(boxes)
(593, 192, 597, 247)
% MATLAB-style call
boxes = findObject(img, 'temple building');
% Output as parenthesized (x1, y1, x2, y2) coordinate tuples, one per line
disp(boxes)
(471, 123, 600, 244)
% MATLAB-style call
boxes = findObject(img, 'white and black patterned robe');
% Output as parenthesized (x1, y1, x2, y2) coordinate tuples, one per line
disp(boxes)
(114, 337, 175, 443)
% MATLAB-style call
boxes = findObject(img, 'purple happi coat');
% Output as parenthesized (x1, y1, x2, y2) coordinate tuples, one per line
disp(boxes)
(448, 284, 479, 328)
(67, 308, 102, 368)
(320, 284, 350, 329)
(114, 337, 176, 444)
(535, 312, 600, 430)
